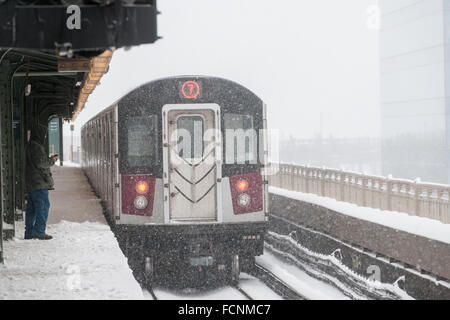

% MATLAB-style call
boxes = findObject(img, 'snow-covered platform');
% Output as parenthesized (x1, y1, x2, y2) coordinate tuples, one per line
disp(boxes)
(0, 165, 144, 299)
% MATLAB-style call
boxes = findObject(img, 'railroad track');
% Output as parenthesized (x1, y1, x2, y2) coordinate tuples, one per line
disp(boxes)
(232, 284, 254, 300)
(148, 285, 254, 300)
(147, 286, 158, 300)
(146, 264, 306, 300)
(246, 263, 307, 300)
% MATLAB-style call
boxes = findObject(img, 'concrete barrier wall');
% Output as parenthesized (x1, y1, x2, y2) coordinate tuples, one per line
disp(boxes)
(269, 193, 450, 280)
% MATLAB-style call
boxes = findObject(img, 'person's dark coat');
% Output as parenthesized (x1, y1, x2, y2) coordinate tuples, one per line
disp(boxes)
(25, 126, 56, 193)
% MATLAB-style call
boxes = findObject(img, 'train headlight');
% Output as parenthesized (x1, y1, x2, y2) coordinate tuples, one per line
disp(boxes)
(236, 179, 249, 192)
(237, 193, 251, 208)
(134, 196, 148, 210)
(136, 181, 149, 194)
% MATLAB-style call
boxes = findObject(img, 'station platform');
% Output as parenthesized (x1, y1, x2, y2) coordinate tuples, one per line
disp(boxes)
(0, 164, 144, 299)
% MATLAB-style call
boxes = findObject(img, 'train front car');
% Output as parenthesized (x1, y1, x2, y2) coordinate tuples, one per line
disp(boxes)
(82, 76, 268, 284)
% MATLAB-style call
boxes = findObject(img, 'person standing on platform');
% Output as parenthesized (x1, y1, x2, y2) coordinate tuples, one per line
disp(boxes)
(24, 125, 58, 240)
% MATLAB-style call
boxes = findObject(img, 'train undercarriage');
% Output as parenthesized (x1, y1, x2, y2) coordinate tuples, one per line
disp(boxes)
(115, 222, 267, 287)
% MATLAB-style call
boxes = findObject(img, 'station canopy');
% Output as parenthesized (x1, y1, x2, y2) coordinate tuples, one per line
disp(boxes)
(0, 0, 159, 120)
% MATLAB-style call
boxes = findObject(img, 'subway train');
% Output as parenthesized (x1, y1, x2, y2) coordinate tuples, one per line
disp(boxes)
(81, 76, 268, 284)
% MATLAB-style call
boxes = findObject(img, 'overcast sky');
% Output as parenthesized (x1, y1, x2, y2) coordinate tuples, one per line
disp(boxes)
(73, 0, 380, 140)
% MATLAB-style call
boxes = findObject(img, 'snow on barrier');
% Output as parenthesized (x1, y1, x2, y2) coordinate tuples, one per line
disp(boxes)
(268, 163, 450, 224)
(268, 192, 450, 285)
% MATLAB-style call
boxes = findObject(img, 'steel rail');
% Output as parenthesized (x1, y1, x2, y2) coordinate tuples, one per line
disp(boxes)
(248, 263, 307, 300)
(232, 285, 253, 300)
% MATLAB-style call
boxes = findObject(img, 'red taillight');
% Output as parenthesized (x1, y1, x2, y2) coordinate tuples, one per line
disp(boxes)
(236, 179, 248, 192)
(136, 181, 149, 194)
(122, 175, 155, 216)
(229, 173, 263, 215)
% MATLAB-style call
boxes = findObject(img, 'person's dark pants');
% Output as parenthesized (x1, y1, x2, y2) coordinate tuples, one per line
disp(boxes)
(25, 189, 50, 238)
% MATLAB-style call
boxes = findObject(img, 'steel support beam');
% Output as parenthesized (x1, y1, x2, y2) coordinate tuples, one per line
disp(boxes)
(58, 117, 63, 166)
(0, 59, 15, 242)
(13, 72, 78, 77)
(14, 83, 25, 221)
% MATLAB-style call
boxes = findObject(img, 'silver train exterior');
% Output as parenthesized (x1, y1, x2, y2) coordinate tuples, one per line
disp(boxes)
(81, 76, 268, 282)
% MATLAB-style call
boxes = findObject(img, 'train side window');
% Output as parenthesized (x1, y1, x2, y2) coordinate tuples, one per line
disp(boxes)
(176, 116, 204, 159)
(127, 115, 158, 167)
(224, 113, 257, 164)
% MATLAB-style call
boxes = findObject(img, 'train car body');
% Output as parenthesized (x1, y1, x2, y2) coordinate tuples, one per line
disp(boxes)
(81, 76, 268, 282)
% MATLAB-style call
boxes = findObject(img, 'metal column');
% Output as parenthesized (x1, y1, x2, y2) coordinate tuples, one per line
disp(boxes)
(0, 59, 15, 243)
(58, 118, 63, 166)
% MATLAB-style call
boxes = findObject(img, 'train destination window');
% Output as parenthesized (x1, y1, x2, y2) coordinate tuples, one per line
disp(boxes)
(176, 116, 204, 159)
(127, 115, 158, 167)
(224, 113, 257, 164)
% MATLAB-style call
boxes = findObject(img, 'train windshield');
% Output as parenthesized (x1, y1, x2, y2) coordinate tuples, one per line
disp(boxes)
(127, 115, 158, 167)
(176, 115, 204, 159)
(224, 113, 257, 164)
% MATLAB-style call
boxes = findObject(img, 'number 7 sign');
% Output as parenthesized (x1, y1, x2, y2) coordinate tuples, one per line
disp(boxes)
(181, 80, 200, 99)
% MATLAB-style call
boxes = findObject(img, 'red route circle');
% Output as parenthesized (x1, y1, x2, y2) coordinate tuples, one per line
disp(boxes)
(181, 81, 200, 99)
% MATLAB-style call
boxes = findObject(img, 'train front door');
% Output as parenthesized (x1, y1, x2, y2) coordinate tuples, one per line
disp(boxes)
(163, 104, 221, 221)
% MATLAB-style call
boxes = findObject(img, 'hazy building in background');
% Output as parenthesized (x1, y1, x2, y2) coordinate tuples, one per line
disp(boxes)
(380, 0, 450, 183)
(279, 136, 381, 174)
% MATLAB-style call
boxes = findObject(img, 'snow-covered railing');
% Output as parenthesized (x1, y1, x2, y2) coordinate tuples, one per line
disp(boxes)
(268, 163, 450, 224)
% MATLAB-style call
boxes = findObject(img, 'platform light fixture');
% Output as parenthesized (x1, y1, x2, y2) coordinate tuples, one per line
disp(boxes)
(24, 84, 31, 96)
